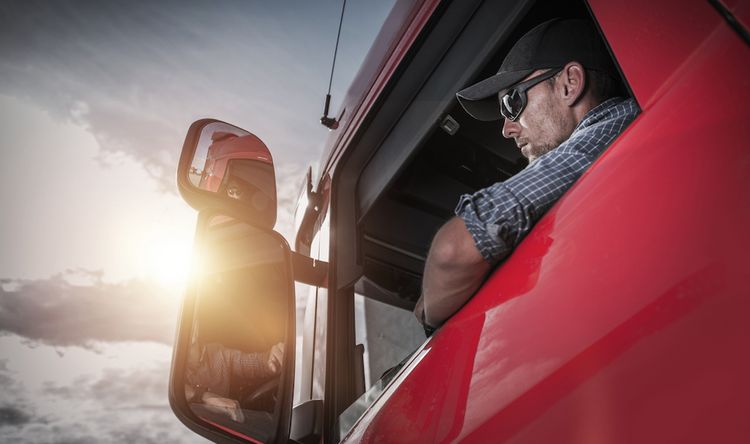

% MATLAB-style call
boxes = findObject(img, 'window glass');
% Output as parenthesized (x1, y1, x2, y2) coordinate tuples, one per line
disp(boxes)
(336, 351, 409, 439)
(336, 294, 424, 438)
(311, 216, 330, 400)
(353, 294, 424, 389)
(293, 282, 316, 405)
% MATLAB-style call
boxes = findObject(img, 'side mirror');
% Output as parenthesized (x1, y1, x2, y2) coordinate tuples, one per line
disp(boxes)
(178, 119, 277, 229)
(169, 213, 295, 443)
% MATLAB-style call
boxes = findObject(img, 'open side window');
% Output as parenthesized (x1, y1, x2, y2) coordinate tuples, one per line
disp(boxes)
(329, 0, 638, 439)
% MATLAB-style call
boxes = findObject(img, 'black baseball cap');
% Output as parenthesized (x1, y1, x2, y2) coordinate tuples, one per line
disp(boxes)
(456, 18, 617, 121)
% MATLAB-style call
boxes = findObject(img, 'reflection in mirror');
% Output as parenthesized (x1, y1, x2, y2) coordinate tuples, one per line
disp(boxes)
(184, 216, 291, 443)
(189, 122, 276, 225)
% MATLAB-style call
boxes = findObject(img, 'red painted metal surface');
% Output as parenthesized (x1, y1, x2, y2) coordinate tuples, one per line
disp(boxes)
(343, 0, 750, 442)
(202, 418, 264, 444)
(199, 132, 272, 192)
(716, 0, 750, 32)
(590, 0, 725, 109)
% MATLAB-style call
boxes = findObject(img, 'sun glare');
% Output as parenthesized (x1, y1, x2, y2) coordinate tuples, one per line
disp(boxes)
(143, 231, 194, 288)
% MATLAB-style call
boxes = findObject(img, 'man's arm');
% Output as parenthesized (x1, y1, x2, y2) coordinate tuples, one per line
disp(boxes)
(414, 99, 638, 330)
(417, 217, 490, 327)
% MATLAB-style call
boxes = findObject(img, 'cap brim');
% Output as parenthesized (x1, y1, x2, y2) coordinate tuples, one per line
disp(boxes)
(456, 69, 533, 121)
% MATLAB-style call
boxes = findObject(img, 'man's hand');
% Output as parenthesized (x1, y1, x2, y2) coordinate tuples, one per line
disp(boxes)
(201, 391, 246, 423)
(421, 217, 490, 327)
(266, 342, 284, 375)
(413, 294, 437, 337)
(413, 294, 426, 324)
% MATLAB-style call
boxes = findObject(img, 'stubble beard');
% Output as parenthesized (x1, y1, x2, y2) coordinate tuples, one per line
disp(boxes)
(523, 102, 570, 163)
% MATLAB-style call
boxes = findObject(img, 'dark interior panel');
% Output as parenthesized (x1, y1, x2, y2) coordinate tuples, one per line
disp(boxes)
(359, 100, 526, 305)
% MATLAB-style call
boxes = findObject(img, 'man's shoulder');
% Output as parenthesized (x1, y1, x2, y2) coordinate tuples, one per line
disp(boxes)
(580, 97, 638, 130)
(557, 97, 638, 156)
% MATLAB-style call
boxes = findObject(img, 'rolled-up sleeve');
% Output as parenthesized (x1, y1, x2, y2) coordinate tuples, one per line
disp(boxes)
(455, 97, 638, 266)
(456, 147, 591, 264)
(455, 181, 526, 264)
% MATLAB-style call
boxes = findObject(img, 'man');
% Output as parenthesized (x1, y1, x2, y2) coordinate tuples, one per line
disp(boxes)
(186, 341, 285, 402)
(415, 18, 639, 331)
(184, 341, 285, 423)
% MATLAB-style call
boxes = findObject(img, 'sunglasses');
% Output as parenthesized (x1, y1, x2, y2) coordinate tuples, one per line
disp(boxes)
(499, 68, 563, 121)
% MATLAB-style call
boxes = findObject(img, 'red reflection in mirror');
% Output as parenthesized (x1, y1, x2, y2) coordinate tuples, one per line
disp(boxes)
(199, 132, 273, 193)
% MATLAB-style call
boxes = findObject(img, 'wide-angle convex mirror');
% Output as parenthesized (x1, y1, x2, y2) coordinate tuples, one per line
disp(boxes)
(178, 120, 277, 229)
(169, 214, 295, 444)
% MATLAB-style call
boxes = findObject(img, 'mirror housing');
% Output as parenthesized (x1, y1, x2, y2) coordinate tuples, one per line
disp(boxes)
(169, 213, 295, 443)
(178, 119, 277, 229)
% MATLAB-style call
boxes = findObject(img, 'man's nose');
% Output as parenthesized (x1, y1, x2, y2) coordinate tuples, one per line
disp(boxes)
(502, 117, 519, 139)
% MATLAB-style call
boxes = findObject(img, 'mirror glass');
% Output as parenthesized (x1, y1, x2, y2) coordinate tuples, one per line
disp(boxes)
(188, 122, 276, 227)
(184, 216, 292, 443)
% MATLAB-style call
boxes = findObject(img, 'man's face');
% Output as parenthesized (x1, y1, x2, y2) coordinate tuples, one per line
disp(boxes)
(500, 69, 573, 163)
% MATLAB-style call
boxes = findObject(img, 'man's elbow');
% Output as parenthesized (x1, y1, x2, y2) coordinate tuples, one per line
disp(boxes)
(430, 217, 486, 270)
(422, 218, 490, 327)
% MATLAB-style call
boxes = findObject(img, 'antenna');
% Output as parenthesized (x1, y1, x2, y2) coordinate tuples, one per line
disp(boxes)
(320, 0, 347, 130)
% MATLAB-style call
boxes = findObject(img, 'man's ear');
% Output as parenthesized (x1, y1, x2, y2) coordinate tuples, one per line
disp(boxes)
(560, 61, 586, 106)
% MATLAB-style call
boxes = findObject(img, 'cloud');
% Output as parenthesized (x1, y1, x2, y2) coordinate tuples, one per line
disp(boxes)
(0, 346, 203, 443)
(0, 406, 32, 428)
(0, 271, 180, 348)
(42, 366, 168, 411)
(0, 1, 188, 191)
(0, 359, 49, 435)
(0, 361, 25, 411)
(0, 149, 305, 349)
(0, 0, 386, 193)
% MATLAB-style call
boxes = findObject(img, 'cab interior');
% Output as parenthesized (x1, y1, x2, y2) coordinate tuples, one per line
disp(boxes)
(321, 0, 632, 433)
(355, 99, 527, 309)
(350, 0, 606, 310)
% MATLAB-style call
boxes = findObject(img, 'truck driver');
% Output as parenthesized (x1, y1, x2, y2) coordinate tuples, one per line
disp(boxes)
(415, 18, 639, 332)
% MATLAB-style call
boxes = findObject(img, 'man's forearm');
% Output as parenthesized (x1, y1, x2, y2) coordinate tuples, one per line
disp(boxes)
(421, 217, 490, 327)
(422, 257, 489, 326)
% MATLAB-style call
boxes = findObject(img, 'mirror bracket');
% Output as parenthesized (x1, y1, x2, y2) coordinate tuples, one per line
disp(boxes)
(292, 252, 328, 287)
(295, 167, 323, 254)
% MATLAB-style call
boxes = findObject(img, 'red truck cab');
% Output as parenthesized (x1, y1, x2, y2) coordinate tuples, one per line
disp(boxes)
(169, 0, 750, 443)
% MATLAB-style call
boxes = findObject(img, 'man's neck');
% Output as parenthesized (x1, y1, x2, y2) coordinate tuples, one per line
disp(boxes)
(571, 95, 602, 127)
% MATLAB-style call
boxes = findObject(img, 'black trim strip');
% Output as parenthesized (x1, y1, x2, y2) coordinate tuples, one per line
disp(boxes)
(709, 0, 750, 46)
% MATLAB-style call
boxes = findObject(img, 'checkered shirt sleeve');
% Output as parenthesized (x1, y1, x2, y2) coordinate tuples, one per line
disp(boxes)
(456, 97, 639, 264)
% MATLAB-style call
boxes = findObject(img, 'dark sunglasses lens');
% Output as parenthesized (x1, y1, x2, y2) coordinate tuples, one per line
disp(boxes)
(501, 90, 523, 120)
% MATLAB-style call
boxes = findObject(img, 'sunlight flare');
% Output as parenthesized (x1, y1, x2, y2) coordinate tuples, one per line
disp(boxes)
(143, 229, 194, 288)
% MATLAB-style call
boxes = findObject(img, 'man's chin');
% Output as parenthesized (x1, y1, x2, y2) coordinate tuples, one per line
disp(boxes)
(521, 144, 557, 163)
(520, 145, 536, 163)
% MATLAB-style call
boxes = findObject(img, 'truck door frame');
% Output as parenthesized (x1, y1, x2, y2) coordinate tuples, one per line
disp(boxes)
(320, 0, 547, 438)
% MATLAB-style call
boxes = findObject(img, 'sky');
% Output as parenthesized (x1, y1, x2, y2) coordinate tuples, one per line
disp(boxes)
(0, 1, 395, 442)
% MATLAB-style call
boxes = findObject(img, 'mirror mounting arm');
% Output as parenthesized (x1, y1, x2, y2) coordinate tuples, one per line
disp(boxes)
(292, 252, 328, 287)
(295, 167, 324, 254)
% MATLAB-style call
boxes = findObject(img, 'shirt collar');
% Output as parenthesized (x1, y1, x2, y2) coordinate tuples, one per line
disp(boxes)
(572, 96, 628, 133)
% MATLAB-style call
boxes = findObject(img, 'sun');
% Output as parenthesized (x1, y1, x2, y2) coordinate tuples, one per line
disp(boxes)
(143, 230, 194, 288)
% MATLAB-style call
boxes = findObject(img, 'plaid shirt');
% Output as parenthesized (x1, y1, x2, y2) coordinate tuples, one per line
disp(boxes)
(456, 97, 639, 264)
